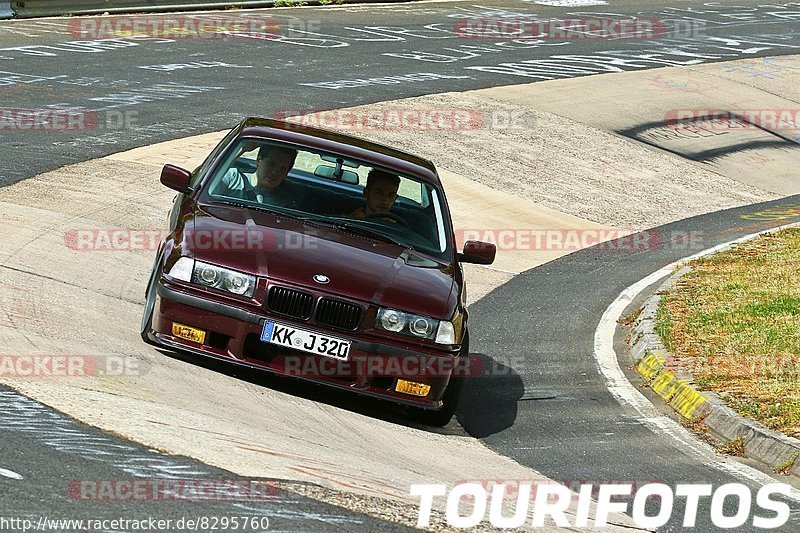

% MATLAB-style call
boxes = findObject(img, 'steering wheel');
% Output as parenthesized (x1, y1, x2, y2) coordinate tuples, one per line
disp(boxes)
(364, 211, 409, 227)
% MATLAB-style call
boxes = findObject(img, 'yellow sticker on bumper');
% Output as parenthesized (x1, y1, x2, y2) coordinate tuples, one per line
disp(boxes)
(172, 322, 206, 344)
(395, 379, 431, 397)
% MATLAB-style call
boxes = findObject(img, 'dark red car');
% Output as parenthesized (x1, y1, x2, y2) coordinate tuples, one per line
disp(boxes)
(140, 118, 495, 425)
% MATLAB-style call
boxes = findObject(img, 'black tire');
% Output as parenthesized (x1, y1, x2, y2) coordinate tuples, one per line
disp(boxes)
(408, 375, 464, 427)
(140, 250, 163, 346)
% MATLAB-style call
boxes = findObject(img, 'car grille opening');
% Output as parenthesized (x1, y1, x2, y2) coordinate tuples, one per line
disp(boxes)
(243, 333, 279, 362)
(206, 331, 231, 350)
(267, 286, 314, 319)
(370, 376, 394, 391)
(315, 298, 363, 330)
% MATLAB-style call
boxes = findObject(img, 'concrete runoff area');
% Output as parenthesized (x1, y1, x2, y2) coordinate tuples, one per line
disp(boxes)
(2, 54, 800, 523)
(474, 56, 800, 201)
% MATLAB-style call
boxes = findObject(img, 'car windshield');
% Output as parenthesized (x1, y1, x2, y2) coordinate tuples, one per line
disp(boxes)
(199, 138, 450, 258)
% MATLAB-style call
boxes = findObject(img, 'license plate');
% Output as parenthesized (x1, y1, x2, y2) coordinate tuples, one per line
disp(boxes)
(261, 321, 351, 360)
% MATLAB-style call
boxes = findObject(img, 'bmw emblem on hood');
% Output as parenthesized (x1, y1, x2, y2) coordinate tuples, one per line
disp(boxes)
(313, 274, 330, 284)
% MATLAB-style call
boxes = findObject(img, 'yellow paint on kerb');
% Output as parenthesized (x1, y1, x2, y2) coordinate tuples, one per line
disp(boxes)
(637, 352, 707, 419)
(636, 351, 665, 380)
(671, 386, 707, 420)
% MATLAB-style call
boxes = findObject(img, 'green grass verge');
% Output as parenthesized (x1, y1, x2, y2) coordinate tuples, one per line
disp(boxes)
(656, 229, 800, 438)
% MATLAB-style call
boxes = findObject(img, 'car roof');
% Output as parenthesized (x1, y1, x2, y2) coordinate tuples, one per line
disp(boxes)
(235, 117, 441, 185)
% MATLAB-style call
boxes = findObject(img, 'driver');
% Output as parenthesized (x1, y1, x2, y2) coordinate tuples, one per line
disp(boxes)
(213, 144, 299, 208)
(348, 169, 400, 220)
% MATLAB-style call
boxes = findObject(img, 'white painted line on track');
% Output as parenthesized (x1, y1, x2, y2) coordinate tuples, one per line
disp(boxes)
(0, 467, 22, 480)
(532, 1, 609, 6)
(594, 219, 800, 499)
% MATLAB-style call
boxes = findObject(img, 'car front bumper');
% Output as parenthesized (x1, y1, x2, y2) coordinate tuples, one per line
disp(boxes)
(150, 281, 461, 409)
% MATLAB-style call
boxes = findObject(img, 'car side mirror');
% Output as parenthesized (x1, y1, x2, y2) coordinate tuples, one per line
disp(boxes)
(458, 241, 496, 265)
(160, 164, 192, 193)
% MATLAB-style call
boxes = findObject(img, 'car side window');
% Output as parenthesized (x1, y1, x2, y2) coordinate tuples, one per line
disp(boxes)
(190, 127, 238, 189)
(397, 177, 423, 205)
(205, 143, 254, 198)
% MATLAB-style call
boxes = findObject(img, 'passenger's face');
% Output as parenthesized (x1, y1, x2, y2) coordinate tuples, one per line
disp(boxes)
(256, 150, 294, 190)
(364, 179, 399, 214)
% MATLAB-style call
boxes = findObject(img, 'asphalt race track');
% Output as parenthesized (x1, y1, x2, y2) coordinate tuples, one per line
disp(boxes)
(3, 0, 800, 531)
(462, 196, 800, 531)
(0, 390, 412, 531)
(1, 0, 800, 186)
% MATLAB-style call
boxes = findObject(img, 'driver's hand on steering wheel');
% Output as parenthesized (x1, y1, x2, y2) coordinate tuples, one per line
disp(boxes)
(364, 211, 409, 227)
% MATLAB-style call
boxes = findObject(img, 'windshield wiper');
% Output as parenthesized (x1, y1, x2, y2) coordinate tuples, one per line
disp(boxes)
(207, 202, 412, 248)
(212, 200, 319, 223)
(324, 218, 412, 249)
(211, 199, 282, 215)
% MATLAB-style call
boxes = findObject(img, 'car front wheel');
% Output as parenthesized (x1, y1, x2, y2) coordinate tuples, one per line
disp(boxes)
(407, 333, 468, 427)
(409, 375, 464, 427)
(140, 250, 163, 346)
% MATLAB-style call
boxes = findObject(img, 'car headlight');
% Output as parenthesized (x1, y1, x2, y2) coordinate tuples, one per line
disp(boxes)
(167, 258, 256, 298)
(191, 261, 256, 297)
(375, 307, 454, 345)
(378, 308, 406, 332)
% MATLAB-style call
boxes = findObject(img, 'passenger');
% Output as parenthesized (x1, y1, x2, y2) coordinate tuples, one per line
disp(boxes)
(213, 144, 299, 208)
(349, 169, 400, 219)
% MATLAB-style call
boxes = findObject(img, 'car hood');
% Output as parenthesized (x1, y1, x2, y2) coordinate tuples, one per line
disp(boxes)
(189, 204, 456, 318)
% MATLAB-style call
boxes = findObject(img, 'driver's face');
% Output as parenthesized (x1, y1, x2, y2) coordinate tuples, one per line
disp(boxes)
(364, 180, 399, 215)
(256, 150, 294, 191)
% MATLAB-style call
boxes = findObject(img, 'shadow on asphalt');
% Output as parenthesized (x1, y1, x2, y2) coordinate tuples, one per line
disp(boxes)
(155, 347, 469, 434)
(456, 352, 524, 438)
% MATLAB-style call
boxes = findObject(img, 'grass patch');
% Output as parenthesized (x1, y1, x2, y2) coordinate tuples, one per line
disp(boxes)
(655, 229, 800, 438)
(774, 452, 800, 475)
(717, 437, 746, 457)
(618, 306, 642, 326)
(681, 416, 709, 434)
